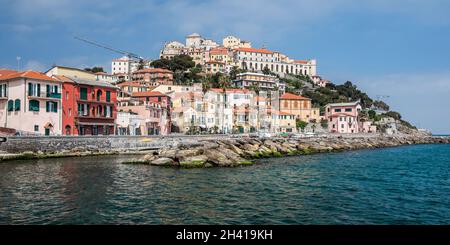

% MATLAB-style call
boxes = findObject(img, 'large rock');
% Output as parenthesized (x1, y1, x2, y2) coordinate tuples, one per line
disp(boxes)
(205, 149, 234, 167)
(150, 157, 176, 166)
(180, 155, 208, 168)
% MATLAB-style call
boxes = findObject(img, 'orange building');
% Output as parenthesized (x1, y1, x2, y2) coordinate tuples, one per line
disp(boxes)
(279, 92, 320, 122)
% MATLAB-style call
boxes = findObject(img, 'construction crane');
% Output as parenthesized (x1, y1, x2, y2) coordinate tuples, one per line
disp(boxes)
(74, 36, 147, 79)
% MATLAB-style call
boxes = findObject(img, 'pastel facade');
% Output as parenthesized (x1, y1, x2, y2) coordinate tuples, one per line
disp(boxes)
(0, 71, 63, 135)
(222, 36, 252, 49)
(234, 47, 317, 77)
(46, 66, 95, 81)
(279, 92, 321, 122)
(131, 68, 174, 86)
(325, 102, 362, 133)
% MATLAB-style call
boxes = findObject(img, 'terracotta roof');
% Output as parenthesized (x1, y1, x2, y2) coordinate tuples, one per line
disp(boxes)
(0, 69, 18, 77)
(280, 92, 310, 100)
(234, 47, 274, 54)
(133, 68, 173, 74)
(209, 47, 229, 55)
(294, 60, 308, 64)
(117, 81, 143, 87)
(131, 91, 168, 97)
(268, 109, 295, 116)
(0, 70, 58, 82)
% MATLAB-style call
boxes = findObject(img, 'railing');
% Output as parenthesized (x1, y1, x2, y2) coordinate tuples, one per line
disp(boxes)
(46, 92, 61, 99)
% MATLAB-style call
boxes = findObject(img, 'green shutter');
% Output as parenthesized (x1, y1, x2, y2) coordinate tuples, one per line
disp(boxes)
(28, 83, 32, 96)
(46, 85, 50, 97)
(14, 99, 20, 111)
(29, 100, 40, 112)
(37, 84, 41, 97)
(106, 91, 111, 102)
(46, 101, 50, 112)
(80, 88, 87, 100)
(7, 100, 13, 111)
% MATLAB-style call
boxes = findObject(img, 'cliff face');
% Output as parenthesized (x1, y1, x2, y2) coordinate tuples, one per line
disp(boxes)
(134, 135, 450, 168)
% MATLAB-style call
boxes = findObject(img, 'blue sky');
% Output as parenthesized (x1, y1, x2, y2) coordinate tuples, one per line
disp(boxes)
(1, 0, 450, 133)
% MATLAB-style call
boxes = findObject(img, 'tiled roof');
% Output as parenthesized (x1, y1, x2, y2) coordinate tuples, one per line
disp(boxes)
(0, 69, 18, 77)
(133, 68, 173, 74)
(0, 70, 58, 82)
(131, 91, 168, 97)
(294, 60, 308, 64)
(280, 92, 310, 100)
(234, 47, 274, 54)
(55, 75, 118, 89)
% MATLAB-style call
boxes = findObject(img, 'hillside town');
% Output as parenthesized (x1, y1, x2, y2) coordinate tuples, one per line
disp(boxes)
(0, 33, 412, 137)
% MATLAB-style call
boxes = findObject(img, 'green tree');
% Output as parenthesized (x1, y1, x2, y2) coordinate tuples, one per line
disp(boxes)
(296, 119, 308, 132)
(262, 66, 271, 75)
(84, 67, 104, 73)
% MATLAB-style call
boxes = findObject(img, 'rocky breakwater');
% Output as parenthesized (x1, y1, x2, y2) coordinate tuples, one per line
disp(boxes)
(128, 135, 450, 168)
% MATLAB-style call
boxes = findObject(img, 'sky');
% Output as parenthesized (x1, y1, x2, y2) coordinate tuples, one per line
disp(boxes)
(1, 0, 450, 133)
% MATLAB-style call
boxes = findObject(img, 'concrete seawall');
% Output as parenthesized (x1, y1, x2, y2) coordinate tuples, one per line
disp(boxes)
(0, 135, 232, 154)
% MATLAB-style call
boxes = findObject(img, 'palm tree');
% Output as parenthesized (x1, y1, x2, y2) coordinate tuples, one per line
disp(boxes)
(201, 78, 211, 132)
(218, 75, 231, 133)
(249, 83, 261, 132)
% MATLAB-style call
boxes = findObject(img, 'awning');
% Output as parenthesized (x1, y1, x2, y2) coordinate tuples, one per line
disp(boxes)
(44, 122, 53, 128)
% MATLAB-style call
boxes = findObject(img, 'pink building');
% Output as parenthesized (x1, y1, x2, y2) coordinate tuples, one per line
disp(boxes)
(117, 91, 171, 135)
(325, 101, 362, 133)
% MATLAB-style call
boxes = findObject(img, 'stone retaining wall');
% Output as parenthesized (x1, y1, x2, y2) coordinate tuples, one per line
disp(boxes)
(0, 135, 231, 153)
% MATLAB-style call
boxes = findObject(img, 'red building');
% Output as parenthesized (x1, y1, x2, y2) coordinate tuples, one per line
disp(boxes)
(54, 75, 118, 135)
(131, 68, 174, 86)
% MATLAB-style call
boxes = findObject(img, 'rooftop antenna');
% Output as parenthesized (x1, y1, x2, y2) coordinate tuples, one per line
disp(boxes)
(16, 56, 21, 70)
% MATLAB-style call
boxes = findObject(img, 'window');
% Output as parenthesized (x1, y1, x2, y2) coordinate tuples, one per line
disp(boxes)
(341, 124, 344, 129)
(80, 87, 88, 100)
(106, 91, 111, 102)
(28, 83, 41, 97)
(335, 108, 342, 112)
(7, 100, 14, 111)
(68, 108, 72, 116)
(0, 84, 7, 97)
(65, 92, 69, 100)
(345, 108, 352, 112)
(96, 90, 102, 101)
(29, 100, 40, 111)
(14, 99, 20, 111)
(46, 101, 58, 113)
(34, 125, 39, 132)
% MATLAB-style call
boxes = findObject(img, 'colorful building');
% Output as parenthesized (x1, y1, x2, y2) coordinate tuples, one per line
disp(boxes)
(53, 75, 118, 136)
(279, 92, 320, 122)
(325, 101, 362, 133)
(0, 70, 63, 135)
(131, 68, 174, 86)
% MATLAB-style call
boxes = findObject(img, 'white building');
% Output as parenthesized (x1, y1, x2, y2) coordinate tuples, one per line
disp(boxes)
(160, 41, 186, 59)
(223, 36, 252, 49)
(111, 56, 140, 75)
(233, 72, 286, 93)
(234, 47, 317, 77)
(95, 72, 119, 84)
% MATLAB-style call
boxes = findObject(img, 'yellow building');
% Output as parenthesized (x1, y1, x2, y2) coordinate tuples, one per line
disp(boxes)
(280, 92, 321, 122)
(45, 66, 96, 81)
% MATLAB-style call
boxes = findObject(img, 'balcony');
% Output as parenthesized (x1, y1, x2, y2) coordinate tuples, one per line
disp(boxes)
(46, 92, 61, 99)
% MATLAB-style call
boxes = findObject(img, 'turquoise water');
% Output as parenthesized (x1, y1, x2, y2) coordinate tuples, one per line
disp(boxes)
(0, 144, 449, 224)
